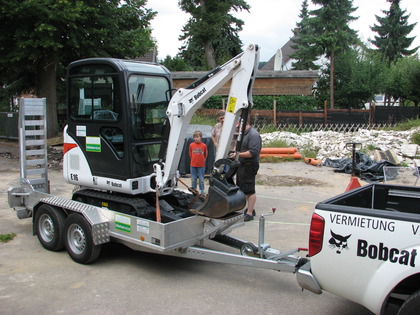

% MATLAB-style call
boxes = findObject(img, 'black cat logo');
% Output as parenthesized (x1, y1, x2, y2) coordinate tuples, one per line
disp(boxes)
(329, 230, 351, 254)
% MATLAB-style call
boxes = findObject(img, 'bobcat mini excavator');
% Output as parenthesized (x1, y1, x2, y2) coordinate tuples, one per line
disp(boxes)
(63, 44, 259, 222)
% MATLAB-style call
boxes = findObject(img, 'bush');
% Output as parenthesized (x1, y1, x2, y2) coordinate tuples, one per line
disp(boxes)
(411, 131, 420, 145)
(203, 95, 320, 111)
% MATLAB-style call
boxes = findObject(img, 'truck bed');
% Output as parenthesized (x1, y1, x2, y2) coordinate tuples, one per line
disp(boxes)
(316, 183, 420, 223)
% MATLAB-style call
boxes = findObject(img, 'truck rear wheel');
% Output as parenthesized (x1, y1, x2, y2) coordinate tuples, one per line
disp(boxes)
(34, 204, 66, 251)
(398, 290, 420, 315)
(64, 213, 101, 264)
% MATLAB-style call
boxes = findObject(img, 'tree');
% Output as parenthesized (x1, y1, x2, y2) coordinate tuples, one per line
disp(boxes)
(333, 47, 387, 108)
(385, 55, 420, 106)
(0, 0, 156, 137)
(370, 0, 418, 66)
(310, 0, 359, 108)
(178, 0, 250, 70)
(161, 55, 193, 71)
(290, 0, 320, 70)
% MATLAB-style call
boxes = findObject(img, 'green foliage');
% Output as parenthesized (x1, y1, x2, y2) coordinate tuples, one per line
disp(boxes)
(370, 0, 418, 65)
(392, 118, 420, 131)
(253, 95, 320, 111)
(326, 47, 387, 108)
(190, 114, 216, 126)
(290, 0, 320, 70)
(310, 0, 359, 57)
(178, 0, 250, 70)
(259, 125, 278, 134)
(310, 0, 359, 108)
(203, 95, 226, 109)
(300, 145, 319, 159)
(201, 95, 320, 111)
(411, 132, 420, 145)
(161, 55, 193, 71)
(263, 139, 289, 148)
(0, 0, 156, 135)
(0, 233, 16, 243)
(273, 95, 321, 111)
(385, 55, 420, 106)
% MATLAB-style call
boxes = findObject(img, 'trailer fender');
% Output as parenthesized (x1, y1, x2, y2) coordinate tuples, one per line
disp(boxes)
(39, 196, 110, 245)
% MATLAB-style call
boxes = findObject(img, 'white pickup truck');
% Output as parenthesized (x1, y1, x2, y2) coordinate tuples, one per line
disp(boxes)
(298, 183, 420, 315)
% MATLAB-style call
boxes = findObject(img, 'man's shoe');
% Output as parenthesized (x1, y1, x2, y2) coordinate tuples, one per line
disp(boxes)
(244, 214, 254, 222)
(243, 209, 256, 216)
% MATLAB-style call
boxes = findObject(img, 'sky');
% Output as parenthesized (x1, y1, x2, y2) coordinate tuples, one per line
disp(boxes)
(146, 0, 420, 62)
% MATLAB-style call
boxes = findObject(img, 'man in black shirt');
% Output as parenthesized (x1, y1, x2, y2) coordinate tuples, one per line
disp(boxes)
(234, 121, 262, 222)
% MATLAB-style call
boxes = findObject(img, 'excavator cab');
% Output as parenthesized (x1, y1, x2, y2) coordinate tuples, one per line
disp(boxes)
(64, 58, 173, 194)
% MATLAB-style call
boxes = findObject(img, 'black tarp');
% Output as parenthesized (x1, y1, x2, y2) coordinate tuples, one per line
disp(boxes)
(323, 152, 396, 182)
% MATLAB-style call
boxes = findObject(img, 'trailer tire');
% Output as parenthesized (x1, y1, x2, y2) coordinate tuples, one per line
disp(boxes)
(34, 204, 66, 251)
(64, 213, 101, 264)
(398, 290, 420, 315)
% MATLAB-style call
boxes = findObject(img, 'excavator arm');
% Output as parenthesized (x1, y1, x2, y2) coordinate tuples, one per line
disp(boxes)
(155, 44, 259, 218)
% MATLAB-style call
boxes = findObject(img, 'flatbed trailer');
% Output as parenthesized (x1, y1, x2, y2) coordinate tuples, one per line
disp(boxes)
(7, 98, 320, 293)
(8, 181, 309, 273)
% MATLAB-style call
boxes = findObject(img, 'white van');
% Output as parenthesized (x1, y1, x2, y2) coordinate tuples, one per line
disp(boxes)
(365, 94, 400, 109)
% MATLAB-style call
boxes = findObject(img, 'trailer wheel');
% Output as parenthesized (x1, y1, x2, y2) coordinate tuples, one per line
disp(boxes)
(398, 290, 420, 315)
(64, 213, 101, 264)
(240, 242, 258, 257)
(34, 204, 66, 251)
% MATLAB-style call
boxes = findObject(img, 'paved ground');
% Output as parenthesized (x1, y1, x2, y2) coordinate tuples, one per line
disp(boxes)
(0, 139, 378, 315)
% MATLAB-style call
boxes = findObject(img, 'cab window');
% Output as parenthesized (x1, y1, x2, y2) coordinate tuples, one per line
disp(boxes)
(128, 75, 170, 140)
(69, 65, 121, 121)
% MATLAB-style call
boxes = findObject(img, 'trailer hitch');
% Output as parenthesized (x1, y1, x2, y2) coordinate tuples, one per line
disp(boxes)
(240, 208, 308, 267)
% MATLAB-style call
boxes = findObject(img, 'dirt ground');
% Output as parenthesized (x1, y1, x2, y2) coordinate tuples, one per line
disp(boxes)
(0, 138, 377, 315)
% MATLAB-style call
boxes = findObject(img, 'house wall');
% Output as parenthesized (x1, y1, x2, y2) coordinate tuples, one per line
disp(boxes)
(172, 70, 318, 96)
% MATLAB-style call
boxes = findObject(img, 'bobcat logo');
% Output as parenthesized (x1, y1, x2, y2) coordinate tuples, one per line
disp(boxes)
(329, 230, 351, 254)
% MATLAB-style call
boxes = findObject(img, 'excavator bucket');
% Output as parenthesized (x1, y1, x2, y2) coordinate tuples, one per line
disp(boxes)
(191, 159, 246, 218)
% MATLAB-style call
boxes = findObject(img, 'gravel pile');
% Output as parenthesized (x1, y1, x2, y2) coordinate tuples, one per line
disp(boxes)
(261, 128, 420, 166)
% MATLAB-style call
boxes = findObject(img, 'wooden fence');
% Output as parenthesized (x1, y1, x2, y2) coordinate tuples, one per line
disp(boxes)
(197, 103, 420, 126)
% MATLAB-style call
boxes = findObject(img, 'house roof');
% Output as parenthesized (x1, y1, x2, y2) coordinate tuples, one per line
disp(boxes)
(260, 37, 297, 71)
(134, 49, 157, 63)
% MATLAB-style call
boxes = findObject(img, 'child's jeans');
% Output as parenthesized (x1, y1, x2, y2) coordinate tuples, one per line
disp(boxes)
(190, 166, 205, 194)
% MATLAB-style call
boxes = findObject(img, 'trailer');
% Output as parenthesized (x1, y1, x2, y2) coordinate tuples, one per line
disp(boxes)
(7, 98, 319, 294)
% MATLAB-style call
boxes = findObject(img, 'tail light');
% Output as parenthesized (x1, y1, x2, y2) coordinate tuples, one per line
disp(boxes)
(309, 213, 325, 257)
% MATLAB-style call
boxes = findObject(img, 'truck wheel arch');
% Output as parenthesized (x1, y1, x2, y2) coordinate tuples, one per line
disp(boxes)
(382, 273, 420, 313)
(361, 259, 420, 314)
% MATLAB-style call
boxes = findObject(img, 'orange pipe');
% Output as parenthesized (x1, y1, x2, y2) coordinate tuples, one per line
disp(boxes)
(304, 157, 322, 167)
(261, 147, 297, 154)
(260, 152, 302, 159)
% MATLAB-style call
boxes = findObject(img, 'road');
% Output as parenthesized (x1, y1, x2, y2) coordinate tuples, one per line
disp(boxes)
(0, 144, 375, 315)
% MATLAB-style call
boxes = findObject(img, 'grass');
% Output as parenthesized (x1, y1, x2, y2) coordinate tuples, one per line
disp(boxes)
(263, 139, 290, 148)
(388, 118, 420, 131)
(0, 233, 16, 243)
(411, 131, 420, 145)
(190, 114, 217, 126)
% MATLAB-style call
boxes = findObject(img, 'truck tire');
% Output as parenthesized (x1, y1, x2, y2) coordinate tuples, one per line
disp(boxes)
(398, 290, 420, 315)
(64, 213, 101, 264)
(34, 204, 66, 251)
